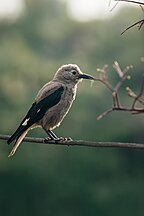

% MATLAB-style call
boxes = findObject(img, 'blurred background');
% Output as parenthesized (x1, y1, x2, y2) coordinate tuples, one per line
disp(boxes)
(0, 0, 144, 215)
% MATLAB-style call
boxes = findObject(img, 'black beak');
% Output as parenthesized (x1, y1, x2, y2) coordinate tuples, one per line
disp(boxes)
(79, 73, 95, 80)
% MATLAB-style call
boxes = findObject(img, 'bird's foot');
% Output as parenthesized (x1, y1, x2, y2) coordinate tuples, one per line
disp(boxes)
(44, 137, 55, 143)
(44, 137, 72, 143)
(55, 137, 72, 142)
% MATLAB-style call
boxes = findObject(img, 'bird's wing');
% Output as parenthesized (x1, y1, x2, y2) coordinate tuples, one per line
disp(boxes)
(7, 85, 64, 144)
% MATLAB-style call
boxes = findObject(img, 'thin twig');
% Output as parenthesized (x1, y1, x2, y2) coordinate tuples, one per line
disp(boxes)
(115, 0, 144, 6)
(95, 63, 144, 119)
(0, 134, 144, 149)
(97, 108, 114, 120)
(111, 0, 144, 13)
(108, 0, 112, 7)
(110, 1, 120, 11)
(113, 0, 144, 34)
(132, 77, 144, 108)
(126, 87, 144, 105)
(121, 19, 144, 35)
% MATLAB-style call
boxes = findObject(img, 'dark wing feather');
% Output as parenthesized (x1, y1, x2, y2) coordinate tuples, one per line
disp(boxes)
(7, 86, 64, 144)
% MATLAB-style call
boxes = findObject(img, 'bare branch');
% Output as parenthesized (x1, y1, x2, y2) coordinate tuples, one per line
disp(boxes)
(1, 134, 144, 149)
(97, 108, 114, 120)
(110, 1, 120, 11)
(113, 62, 132, 92)
(115, 0, 144, 6)
(108, 0, 112, 7)
(121, 19, 144, 35)
(111, 0, 144, 13)
(96, 62, 144, 119)
(111, 0, 144, 34)
(132, 77, 144, 108)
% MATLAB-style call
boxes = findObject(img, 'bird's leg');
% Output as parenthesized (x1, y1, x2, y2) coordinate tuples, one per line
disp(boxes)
(48, 130, 58, 140)
(44, 130, 72, 143)
(44, 130, 58, 142)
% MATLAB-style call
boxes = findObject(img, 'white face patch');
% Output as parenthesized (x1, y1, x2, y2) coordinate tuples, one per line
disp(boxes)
(22, 118, 30, 126)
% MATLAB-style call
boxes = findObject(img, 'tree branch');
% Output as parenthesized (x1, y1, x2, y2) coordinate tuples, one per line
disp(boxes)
(0, 134, 144, 149)
(112, 0, 144, 34)
(115, 0, 144, 6)
(96, 62, 144, 119)
(121, 19, 144, 35)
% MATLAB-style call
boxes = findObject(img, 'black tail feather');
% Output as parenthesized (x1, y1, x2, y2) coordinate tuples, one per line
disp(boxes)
(7, 125, 28, 145)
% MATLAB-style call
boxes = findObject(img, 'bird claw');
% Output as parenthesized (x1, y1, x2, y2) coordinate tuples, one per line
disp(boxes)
(44, 137, 72, 143)
(56, 137, 72, 142)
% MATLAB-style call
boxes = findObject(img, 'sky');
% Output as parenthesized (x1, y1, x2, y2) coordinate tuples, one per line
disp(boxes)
(0, 0, 141, 21)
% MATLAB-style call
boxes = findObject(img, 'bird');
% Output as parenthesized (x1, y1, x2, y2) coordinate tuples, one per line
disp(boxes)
(7, 64, 95, 157)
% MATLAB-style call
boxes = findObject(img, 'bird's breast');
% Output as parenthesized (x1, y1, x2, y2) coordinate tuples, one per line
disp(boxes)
(40, 85, 77, 131)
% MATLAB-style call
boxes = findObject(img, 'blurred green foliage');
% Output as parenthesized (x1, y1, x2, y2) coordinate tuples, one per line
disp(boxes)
(0, 0, 144, 215)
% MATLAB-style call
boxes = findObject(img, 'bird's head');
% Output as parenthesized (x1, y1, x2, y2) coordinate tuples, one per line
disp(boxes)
(53, 64, 95, 84)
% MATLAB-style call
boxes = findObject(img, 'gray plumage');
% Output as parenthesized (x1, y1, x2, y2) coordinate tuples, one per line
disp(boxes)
(7, 64, 94, 157)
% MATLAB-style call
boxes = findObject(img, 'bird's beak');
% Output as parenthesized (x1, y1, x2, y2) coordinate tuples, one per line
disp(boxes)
(79, 73, 95, 80)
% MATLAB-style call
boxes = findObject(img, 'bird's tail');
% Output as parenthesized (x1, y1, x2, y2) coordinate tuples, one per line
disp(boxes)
(8, 129, 29, 157)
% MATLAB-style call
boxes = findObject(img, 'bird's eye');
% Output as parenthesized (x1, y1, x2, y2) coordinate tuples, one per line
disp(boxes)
(71, 71, 76, 75)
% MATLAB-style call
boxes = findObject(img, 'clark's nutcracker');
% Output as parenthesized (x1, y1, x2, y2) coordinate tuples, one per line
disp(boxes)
(7, 64, 94, 157)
